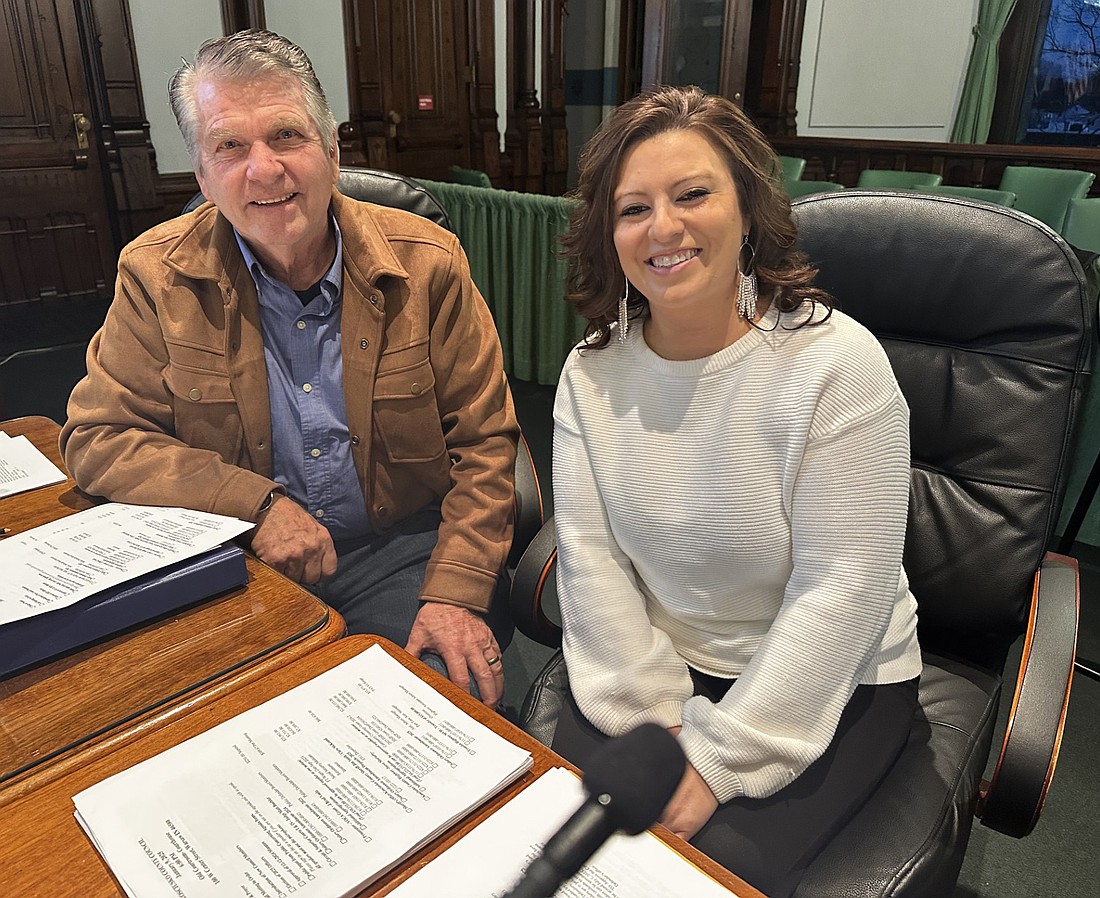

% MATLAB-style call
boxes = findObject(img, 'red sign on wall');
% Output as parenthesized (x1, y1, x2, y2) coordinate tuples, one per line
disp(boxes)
(417, 95, 434, 111)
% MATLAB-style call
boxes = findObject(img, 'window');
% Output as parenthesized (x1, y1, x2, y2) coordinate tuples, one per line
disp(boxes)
(1022, 0, 1100, 144)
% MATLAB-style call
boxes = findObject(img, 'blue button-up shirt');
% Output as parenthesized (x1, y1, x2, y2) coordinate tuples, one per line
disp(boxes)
(235, 220, 371, 542)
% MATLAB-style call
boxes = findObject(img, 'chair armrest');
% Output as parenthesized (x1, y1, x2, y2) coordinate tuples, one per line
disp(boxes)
(510, 434, 544, 568)
(978, 552, 1079, 837)
(509, 515, 562, 648)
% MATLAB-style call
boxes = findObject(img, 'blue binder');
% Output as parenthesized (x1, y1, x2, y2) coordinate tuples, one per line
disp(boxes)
(0, 543, 249, 680)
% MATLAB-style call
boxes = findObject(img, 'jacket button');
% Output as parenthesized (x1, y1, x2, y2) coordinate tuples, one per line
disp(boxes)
(188, 388, 202, 401)
(351, 435, 360, 445)
(369, 295, 378, 306)
(376, 505, 386, 516)
(360, 339, 369, 349)
(410, 382, 422, 395)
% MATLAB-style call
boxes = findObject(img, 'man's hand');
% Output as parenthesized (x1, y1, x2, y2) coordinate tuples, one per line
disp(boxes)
(659, 729, 719, 841)
(405, 602, 504, 707)
(251, 495, 338, 585)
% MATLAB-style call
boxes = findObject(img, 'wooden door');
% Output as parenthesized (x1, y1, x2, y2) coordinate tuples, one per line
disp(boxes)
(347, 0, 475, 180)
(0, 0, 117, 303)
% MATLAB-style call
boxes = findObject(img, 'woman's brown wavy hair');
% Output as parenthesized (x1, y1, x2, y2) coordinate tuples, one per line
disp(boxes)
(560, 85, 831, 349)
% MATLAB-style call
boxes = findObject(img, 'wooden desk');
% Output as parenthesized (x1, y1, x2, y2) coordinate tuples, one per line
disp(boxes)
(0, 416, 346, 803)
(0, 635, 764, 897)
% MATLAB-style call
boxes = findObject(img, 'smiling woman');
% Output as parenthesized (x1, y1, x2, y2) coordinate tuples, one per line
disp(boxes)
(547, 86, 922, 898)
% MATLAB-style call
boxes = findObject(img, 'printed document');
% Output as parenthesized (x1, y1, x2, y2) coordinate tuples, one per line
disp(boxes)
(387, 765, 741, 897)
(0, 430, 66, 498)
(73, 643, 533, 898)
(0, 503, 253, 625)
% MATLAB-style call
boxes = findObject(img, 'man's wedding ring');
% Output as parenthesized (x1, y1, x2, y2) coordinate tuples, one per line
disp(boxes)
(485, 654, 502, 666)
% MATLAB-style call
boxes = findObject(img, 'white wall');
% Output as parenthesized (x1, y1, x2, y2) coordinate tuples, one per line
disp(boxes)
(796, 0, 980, 141)
(128, 0, 222, 174)
(264, 0, 349, 127)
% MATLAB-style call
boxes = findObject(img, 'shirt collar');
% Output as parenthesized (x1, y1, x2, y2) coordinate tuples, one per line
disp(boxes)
(233, 212, 344, 311)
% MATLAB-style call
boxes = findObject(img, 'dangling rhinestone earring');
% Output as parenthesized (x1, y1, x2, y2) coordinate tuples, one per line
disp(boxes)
(737, 235, 758, 320)
(618, 280, 630, 344)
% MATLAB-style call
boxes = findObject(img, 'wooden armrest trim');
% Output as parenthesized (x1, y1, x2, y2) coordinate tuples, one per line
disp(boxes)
(509, 516, 562, 648)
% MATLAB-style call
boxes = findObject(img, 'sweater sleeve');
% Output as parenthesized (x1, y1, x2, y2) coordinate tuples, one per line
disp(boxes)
(553, 361, 694, 735)
(678, 385, 913, 802)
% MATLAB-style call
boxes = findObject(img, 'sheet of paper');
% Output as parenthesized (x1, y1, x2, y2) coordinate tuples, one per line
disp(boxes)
(73, 643, 533, 898)
(388, 766, 742, 898)
(0, 503, 254, 625)
(0, 430, 67, 499)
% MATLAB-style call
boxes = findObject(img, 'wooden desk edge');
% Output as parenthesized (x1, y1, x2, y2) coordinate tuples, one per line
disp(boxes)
(0, 604, 346, 806)
(0, 634, 762, 898)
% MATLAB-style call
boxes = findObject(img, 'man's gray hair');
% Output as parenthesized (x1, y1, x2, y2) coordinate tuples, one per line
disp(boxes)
(168, 29, 338, 163)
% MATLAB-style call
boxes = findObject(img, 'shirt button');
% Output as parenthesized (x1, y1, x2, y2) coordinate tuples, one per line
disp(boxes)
(296, 320, 306, 330)
(314, 508, 325, 519)
(302, 383, 313, 393)
(188, 388, 202, 401)
(310, 448, 321, 458)
(410, 382, 422, 395)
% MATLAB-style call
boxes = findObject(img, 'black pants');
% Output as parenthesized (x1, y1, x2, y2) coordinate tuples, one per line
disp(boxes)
(551, 670, 918, 898)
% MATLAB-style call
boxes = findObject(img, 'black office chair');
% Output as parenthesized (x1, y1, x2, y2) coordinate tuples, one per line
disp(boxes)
(511, 191, 1092, 896)
(183, 166, 542, 582)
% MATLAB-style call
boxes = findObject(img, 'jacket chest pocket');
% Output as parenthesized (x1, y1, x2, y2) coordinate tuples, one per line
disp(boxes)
(164, 365, 244, 464)
(373, 358, 447, 463)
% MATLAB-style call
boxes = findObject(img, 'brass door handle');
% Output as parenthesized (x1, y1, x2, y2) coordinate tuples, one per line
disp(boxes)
(73, 112, 92, 150)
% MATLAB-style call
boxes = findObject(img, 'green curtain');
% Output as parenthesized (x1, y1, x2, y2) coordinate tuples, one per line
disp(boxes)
(950, 0, 1019, 143)
(419, 180, 585, 385)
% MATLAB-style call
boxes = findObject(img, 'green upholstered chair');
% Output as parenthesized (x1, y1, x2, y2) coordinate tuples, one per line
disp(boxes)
(784, 179, 845, 199)
(928, 185, 1016, 207)
(1061, 197, 1100, 253)
(448, 164, 493, 188)
(997, 165, 1094, 233)
(778, 155, 807, 182)
(856, 169, 943, 190)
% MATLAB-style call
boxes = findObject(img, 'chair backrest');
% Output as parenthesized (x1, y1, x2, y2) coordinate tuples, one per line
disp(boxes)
(784, 180, 845, 199)
(1061, 197, 1100, 254)
(778, 155, 807, 182)
(856, 169, 943, 190)
(181, 166, 453, 232)
(928, 184, 1017, 207)
(997, 165, 1095, 233)
(791, 191, 1095, 668)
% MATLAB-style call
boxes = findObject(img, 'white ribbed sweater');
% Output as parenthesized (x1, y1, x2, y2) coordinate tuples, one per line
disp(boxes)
(553, 305, 922, 802)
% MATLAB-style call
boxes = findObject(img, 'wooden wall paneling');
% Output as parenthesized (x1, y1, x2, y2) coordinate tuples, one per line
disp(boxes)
(771, 134, 1100, 194)
(541, 0, 567, 195)
(83, 0, 160, 242)
(0, 0, 117, 302)
(343, 0, 475, 181)
(746, 0, 807, 136)
(504, 0, 543, 192)
(467, 0, 502, 182)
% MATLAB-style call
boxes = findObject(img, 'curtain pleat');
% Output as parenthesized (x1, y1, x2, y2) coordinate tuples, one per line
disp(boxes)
(419, 180, 584, 385)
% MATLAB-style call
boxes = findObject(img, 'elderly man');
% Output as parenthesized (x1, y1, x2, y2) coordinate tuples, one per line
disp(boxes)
(60, 30, 518, 706)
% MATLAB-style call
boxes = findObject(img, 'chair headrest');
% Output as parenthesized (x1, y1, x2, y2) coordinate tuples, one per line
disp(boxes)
(180, 167, 452, 233)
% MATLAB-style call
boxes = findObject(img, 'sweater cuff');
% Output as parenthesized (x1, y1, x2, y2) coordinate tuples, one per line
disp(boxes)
(678, 725, 746, 804)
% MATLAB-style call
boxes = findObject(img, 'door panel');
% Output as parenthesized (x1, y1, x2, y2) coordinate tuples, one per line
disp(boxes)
(0, 0, 117, 302)
(351, 0, 473, 179)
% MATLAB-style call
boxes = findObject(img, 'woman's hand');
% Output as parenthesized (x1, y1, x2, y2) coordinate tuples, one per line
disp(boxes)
(660, 727, 718, 841)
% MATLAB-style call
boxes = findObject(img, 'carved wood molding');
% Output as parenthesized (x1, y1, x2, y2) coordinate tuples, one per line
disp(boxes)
(771, 135, 1100, 193)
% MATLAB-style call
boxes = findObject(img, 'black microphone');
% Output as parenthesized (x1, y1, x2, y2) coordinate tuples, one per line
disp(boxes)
(503, 723, 686, 898)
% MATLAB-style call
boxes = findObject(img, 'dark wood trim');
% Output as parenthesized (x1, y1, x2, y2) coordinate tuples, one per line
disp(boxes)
(541, 0, 567, 194)
(771, 134, 1100, 193)
(219, 0, 265, 34)
(156, 171, 201, 219)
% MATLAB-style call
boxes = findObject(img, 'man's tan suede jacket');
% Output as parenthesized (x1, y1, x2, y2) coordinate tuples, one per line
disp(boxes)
(60, 190, 519, 614)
